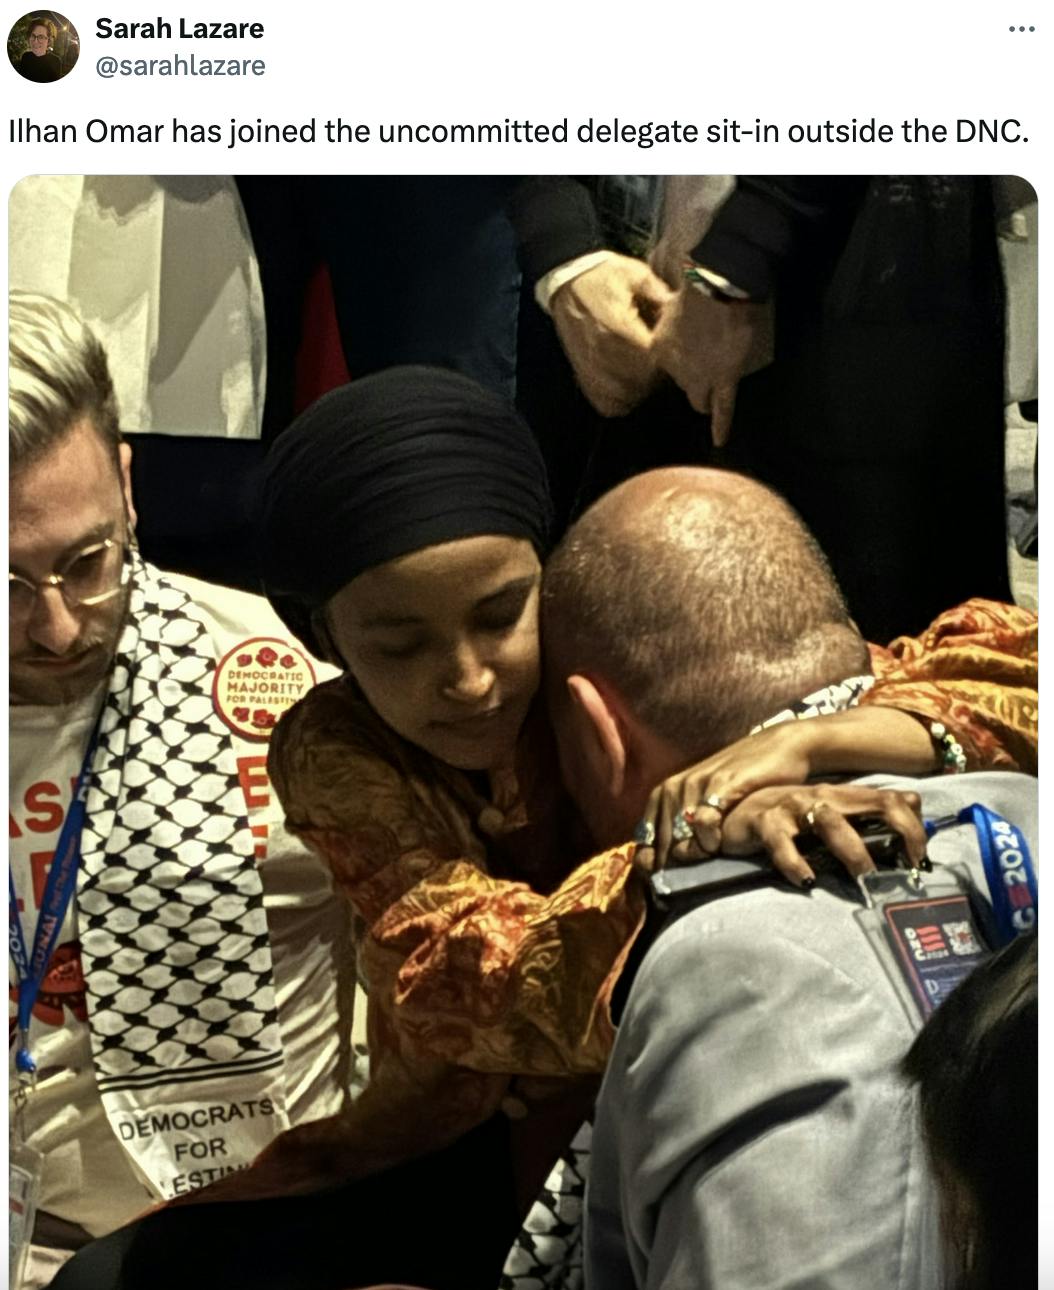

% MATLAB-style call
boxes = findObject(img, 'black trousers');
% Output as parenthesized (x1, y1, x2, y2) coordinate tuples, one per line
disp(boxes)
(49, 1116, 518, 1290)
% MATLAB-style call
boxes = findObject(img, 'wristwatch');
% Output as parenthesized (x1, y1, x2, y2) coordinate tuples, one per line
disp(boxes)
(682, 262, 752, 304)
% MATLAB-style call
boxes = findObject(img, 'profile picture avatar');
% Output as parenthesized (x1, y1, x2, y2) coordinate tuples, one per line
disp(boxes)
(8, 11, 79, 82)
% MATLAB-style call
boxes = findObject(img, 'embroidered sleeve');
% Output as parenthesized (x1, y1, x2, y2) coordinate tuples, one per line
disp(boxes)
(269, 681, 647, 1079)
(863, 599, 1038, 773)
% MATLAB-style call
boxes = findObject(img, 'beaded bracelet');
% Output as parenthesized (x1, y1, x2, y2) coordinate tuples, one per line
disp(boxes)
(929, 721, 967, 774)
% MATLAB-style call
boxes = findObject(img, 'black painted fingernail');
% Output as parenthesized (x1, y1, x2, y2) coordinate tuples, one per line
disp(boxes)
(802, 877, 816, 891)
(920, 854, 933, 872)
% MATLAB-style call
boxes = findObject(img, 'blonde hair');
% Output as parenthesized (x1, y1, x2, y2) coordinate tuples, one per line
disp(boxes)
(9, 291, 120, 472)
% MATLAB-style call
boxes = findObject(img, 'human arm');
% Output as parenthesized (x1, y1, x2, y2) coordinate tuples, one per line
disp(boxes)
(508, 177, 673, 416)
(685, 176, 868, 302)
(508, 177, 607, 284)
(548, 254, 673, 416)
(863, 597, 1037, 774)
(650, 177, 866, 443)
(650, 285, 772, 442)
(507, 177, 865, 304)
(167, 682, 643, 1206)
(638, 599, 1037, 865)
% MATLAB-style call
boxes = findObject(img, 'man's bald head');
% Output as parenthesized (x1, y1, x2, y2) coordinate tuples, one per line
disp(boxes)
(542, 467, 869, 762)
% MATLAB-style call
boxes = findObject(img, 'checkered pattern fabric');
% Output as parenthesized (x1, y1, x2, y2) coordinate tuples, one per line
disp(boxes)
(78, 557, 282, 1089)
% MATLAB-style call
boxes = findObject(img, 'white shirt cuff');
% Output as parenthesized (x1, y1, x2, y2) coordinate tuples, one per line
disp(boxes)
(535, 250, 617, 314)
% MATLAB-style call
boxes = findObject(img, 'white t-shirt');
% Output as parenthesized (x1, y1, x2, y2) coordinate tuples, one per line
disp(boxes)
(8, 573, 352, 1237)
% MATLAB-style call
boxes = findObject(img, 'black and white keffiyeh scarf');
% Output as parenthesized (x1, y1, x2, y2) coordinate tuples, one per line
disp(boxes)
(77, 556, 289, 1197)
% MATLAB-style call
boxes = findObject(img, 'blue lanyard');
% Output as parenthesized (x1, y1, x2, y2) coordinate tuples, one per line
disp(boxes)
(925, 804, 1037, 947)
(9, 721, 100, 1081)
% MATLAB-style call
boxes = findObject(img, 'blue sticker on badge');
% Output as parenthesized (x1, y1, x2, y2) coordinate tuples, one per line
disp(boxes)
(883, 895, 991, 1019)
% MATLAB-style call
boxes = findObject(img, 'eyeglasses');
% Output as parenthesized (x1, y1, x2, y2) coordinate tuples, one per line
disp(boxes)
(28, 32, 48, 41)
(9, 538, 129, 622)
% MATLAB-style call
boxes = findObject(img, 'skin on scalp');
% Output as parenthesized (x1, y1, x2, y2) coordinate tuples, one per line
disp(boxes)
(544, 465, 868, 752)
(541, 466, 870, 841)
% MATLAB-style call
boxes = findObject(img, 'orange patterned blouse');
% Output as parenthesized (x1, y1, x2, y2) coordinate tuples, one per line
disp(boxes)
(261, 597, 1036, 1185)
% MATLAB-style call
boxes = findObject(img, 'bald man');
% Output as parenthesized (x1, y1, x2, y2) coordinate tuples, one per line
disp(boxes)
(540, 468, 1037, 1290)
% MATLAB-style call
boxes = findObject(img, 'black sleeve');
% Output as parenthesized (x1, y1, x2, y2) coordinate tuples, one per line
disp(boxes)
(689, 177, 868, 301)
(507, 178, 606, 286)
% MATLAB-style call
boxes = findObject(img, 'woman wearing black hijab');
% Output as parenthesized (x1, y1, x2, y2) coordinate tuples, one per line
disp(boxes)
(51, 368, 1032, 1290)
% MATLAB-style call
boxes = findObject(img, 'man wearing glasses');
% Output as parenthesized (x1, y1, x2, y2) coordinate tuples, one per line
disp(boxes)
(8, 293, 355, 1289)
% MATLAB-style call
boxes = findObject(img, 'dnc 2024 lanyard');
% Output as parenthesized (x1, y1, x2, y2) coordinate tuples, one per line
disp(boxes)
(8, 719, 101, 1086)
(854, 801, 1036, 1023)
(925, 803, 1037, 946)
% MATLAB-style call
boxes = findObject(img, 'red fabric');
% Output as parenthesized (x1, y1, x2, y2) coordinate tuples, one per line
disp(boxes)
(294, 263, 350, 412)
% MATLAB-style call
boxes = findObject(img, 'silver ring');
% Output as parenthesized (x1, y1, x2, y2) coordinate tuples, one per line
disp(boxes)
(671, 812, 694, 843)
(633, 819, 656, 847)
(702, 793, 728, 815)
(803, 801, 826, 830)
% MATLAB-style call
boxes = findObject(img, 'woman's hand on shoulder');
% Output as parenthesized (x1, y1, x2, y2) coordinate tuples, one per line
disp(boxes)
(639, 777, 926, 888)
(718, 781, 927, 887)
(634, 720, 821, 867)
(633, 715, 928, 886)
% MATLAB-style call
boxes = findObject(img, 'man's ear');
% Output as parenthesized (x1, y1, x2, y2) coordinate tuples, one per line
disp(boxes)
(118, 441, 138, 532)
(565, 673, 629, 798)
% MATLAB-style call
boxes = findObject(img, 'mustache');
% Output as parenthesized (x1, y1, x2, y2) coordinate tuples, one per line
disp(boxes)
(13, 637, 108, 664)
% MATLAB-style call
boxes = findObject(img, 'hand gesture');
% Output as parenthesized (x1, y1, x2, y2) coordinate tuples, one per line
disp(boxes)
(550, 254, 674, 416)
(651, 286, 773, 445)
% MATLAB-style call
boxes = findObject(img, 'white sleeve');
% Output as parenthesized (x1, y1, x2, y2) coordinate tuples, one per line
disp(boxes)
(535, 250, 617, 313)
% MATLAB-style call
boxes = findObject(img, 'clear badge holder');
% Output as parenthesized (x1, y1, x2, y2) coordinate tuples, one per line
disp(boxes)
(854, 864, 992, 1028)
(9, 1084, 43, 1290)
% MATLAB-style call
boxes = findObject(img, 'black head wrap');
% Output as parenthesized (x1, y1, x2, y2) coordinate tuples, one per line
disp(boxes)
(256, 366, 553, 655)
